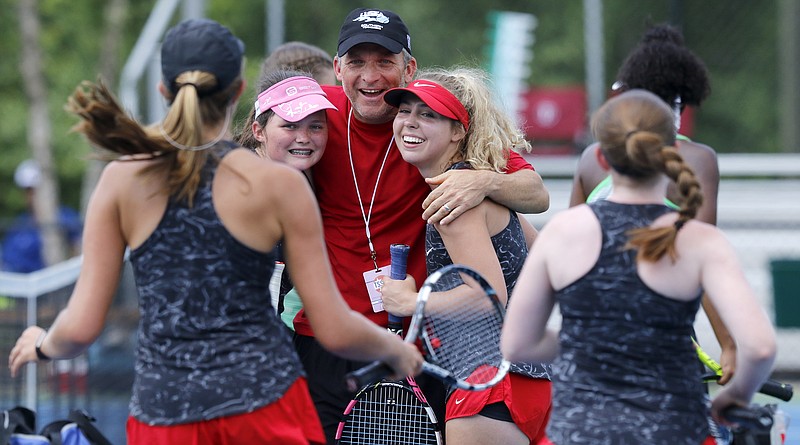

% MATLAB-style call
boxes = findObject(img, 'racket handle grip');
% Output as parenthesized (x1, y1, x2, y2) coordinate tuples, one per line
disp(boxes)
(387, 244, 410, 331)
(345, 360, 392, 393)
(759, 379, 793, 402)
(389, 244, 410, 280)
(721, 405, 774, 431)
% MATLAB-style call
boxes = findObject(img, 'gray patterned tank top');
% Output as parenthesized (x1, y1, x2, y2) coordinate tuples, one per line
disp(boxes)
(547, 200, 707, 444)
(128, 143, 303, 425)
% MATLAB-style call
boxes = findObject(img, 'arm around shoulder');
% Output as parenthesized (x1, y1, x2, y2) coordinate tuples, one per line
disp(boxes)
(423, 168, 549, 225)
(488, 168, 549, 214)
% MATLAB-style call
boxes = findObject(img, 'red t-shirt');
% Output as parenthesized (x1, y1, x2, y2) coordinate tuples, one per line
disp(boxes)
(294, 86, 533, 336)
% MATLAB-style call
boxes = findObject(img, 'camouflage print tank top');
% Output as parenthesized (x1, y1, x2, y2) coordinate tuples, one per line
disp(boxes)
(547, 200, 706, 444)
(128, 142, 303, 425)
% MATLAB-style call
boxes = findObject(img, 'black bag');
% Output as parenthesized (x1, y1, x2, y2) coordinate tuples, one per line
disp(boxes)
(730, 403, 785, 445)
(0, 407, 112, 445)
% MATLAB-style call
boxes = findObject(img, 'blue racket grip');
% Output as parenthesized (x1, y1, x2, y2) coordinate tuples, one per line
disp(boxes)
(390, 244, 410, 280)
(387, 244, 410, 331)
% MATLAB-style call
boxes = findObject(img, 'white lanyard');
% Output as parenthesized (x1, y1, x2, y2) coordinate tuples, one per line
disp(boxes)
(346, 108, 394, 271)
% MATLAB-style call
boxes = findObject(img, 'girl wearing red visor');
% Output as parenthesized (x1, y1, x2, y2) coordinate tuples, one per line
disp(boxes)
(380, 67, 552, 445)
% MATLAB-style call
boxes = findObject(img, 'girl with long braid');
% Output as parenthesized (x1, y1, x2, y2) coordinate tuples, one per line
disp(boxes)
(569, 24, 738, 391)
(501, 89, 776, 444)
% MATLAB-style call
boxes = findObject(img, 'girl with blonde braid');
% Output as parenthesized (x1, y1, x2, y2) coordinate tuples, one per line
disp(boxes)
(501, 89, 776, 444)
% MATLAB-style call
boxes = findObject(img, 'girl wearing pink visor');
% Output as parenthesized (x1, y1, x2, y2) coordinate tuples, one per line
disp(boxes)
(237, 70, 337, 331)
(381, 67, 552, 445)
(250, 73, 337, 173)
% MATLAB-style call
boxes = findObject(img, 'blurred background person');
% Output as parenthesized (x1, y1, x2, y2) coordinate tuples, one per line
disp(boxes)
(259, 41, 336, 87)
(1, 159, 82, 273)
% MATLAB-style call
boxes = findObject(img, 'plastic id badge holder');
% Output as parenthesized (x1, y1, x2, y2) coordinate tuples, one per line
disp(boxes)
(363, 264, 390, 313)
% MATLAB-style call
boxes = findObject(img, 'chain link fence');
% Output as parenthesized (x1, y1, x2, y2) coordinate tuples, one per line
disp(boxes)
(0, 260, 137, 444)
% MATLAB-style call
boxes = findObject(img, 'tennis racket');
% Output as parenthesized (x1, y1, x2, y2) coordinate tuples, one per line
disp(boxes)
(693, 338, 793, 402)
(386, 244, 439, 436)
(335, 379, 443, 445)
(346, 263, 510, 392)
(335, 244, 443, 445)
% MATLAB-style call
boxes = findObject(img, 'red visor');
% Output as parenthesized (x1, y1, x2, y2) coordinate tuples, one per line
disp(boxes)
(384, 80, 470, 131)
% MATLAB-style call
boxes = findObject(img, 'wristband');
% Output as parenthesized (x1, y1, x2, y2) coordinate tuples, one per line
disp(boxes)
(35, 330, 51, 361)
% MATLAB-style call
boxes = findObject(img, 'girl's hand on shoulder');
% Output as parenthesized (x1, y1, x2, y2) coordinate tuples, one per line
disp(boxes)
(423, 170, 489, 225)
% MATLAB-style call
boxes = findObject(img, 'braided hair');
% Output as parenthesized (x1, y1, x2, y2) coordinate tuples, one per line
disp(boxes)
(591, 89, 703, 262)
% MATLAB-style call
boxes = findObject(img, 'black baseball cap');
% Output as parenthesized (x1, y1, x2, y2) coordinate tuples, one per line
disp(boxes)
(337, 8, 411, 56)
(161, 18, 245, 94)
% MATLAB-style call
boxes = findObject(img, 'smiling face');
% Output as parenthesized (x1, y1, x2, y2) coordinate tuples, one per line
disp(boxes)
(334, 43, 416, 124)
(393, 95, 465, 177)
(253, 110, 328, 171)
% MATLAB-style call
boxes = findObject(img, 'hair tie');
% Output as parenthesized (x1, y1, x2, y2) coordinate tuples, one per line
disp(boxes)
(674, 219, 686, 231)
(624, 130, 640, 141)
(179, 82, 198, 90)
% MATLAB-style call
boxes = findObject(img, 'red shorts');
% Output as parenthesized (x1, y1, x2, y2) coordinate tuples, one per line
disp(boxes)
(446, 373, 552, 443)
(126, 377, 325, 445)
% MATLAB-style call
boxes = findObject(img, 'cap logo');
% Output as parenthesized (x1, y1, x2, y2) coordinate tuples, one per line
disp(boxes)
(354, 10, 390, 24)
(412, 81, 436, 88)
(278, 101, 321, 119)
(253, 75, 337, 121)
(338, 9, 411, 56)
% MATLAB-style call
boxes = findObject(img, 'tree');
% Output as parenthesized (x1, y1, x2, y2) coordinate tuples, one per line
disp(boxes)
(18, 0, 68, 266)
(80, 0, 130, 216)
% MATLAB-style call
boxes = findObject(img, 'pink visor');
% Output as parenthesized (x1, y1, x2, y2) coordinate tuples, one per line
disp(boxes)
(254, 76, 337, 122)
(383, 80, 470, 131)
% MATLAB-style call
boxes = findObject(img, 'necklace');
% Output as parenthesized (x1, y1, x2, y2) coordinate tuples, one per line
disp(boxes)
(159, 105, 233, 151)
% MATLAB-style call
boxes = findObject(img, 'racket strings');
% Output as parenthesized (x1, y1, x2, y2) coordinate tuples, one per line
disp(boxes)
(424, 275, 505, 385)
(339, 383, 439, 445)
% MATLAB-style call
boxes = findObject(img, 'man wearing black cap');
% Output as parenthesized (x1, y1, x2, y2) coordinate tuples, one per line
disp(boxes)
(292, 8, 550, 442)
